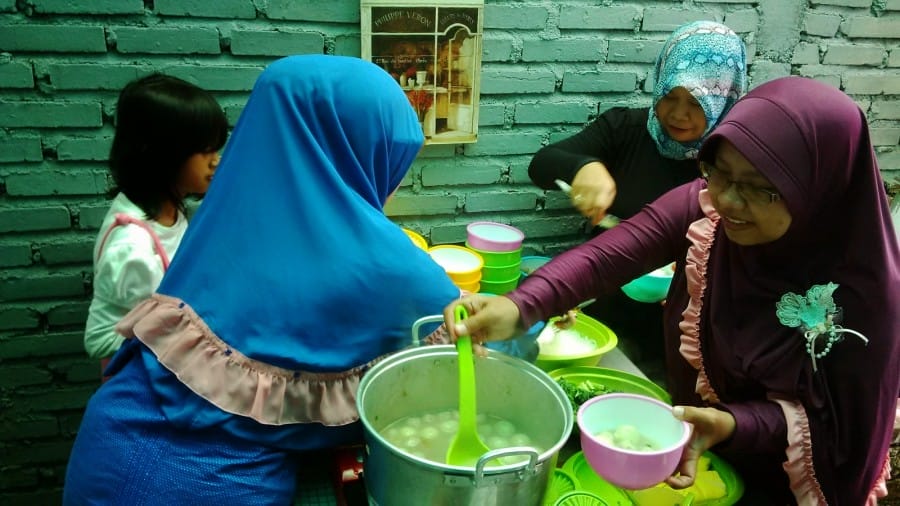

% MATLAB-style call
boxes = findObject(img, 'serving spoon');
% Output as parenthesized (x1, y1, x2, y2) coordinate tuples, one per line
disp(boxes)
(445, 305, 491, 467)
(554, 179, 621, 229)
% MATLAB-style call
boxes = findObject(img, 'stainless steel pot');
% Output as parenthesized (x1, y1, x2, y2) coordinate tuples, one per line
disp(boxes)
(357, 316, 573, 506)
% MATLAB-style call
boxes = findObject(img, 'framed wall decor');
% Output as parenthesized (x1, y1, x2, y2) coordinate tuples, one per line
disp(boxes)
(361, 0, 484, 145)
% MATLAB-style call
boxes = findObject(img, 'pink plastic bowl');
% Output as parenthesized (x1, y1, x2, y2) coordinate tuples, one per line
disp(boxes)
(466, 221, 524, 252)
(577, 393, 690, 490)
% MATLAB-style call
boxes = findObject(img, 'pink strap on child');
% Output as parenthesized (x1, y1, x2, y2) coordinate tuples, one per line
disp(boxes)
(96, 213, 170, 270)
(97, 213, 169, 383)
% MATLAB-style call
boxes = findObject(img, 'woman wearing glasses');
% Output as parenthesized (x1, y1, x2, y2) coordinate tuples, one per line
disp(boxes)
(527, 21, 747, 380)
(443, 77, 899, 504)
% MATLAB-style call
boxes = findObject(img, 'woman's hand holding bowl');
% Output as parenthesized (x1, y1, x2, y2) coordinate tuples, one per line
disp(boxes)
(666, 406, 736, 489)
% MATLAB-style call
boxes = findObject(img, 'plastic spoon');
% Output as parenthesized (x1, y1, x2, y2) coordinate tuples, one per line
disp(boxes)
(548, 298, 597, 342)
(445, 305, 491, 467)
(554, 179, 621, 229)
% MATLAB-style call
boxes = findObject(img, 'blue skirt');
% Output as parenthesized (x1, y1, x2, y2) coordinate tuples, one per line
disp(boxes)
(63, 345, 301, 506)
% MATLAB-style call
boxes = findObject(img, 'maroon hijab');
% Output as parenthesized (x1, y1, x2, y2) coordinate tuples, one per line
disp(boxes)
(692, 76, 900, 503)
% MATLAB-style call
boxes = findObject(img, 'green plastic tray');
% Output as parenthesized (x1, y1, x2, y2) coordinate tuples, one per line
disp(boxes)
(543, 468, 581, 506)
(553, 490, 611, 506)
(548, 366, 671, 404)
(561, 452, 633, 506)
(561, 451, 744, 505)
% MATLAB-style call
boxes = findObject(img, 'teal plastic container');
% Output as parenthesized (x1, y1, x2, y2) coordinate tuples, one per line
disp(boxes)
(520, 255, 551, 276)
(620, 263, 675, 303)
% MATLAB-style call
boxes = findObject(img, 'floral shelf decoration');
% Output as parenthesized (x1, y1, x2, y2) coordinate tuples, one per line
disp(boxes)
(406, 88, 433, 123)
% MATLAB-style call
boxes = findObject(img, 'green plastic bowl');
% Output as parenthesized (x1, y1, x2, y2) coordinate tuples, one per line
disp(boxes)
(534, 315, 618, 373)
(465, 242, 523, 267)
(480, 276, 520, 295)
(482, 262, 523, 282)
(548, 366, 670, 404)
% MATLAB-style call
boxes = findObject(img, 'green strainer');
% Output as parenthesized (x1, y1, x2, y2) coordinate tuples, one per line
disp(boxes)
(553, 490, 610, 506)
(543, 468, 580, 505)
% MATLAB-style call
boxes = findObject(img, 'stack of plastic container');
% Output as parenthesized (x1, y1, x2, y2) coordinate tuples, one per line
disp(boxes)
(465, 221, 524, 294)
(427, 244, 483, 293)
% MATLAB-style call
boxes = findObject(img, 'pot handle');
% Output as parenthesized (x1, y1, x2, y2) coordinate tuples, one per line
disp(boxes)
(473, 447, 540, 482)
(410, 314, 444, 346)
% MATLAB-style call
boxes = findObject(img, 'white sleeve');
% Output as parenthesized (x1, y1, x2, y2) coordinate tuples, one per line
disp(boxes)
(83, 227, 165, 359)
(97, 231, 165, 306)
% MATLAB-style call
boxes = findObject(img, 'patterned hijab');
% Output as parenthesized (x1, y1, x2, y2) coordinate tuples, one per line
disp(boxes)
(647, 20, 747, 160)
(696, 76, 900, 502)
(156, 55, 459, 371)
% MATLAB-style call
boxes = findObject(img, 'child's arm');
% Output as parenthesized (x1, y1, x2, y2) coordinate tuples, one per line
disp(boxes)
(84, 228, 166, 359)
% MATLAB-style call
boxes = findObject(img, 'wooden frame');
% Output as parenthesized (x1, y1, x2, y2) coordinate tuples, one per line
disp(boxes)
(361, 0, 483, 145)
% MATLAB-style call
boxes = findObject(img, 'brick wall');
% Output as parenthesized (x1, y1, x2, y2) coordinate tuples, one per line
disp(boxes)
(0, 1, 897, 503)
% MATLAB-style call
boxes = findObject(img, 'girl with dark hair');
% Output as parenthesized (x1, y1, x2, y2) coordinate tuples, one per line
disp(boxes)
(84, 73, 228, 361)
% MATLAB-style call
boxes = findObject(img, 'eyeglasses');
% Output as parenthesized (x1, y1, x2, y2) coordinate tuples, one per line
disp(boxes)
(699, 161, 781, 205)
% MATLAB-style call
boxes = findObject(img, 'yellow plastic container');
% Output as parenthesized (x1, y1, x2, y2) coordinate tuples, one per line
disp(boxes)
(456, 280, 480, 293)
(402, 228, 428, 251)
(427, 245, 483, 284)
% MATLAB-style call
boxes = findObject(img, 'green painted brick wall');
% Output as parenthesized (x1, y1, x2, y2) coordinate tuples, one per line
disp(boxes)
(1, 0, 898, 502)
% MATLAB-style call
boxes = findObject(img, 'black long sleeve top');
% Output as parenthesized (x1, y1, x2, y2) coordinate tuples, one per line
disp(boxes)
(527, 107, 701, 367)
(529, 107, 699, 219)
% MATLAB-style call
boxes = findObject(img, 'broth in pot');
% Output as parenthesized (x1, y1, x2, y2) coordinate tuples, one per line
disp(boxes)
(380, 409, 539, 465)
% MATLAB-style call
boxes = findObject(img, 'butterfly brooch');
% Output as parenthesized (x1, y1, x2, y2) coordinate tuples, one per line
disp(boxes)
(775, 282, 868, 371)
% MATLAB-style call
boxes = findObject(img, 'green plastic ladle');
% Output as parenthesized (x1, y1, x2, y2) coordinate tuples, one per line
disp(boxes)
(445, 305, 491, 467)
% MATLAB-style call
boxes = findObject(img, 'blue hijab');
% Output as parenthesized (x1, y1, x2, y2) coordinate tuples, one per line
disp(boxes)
(647, 21, 747, 160)
(157, 55, 459, 372)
